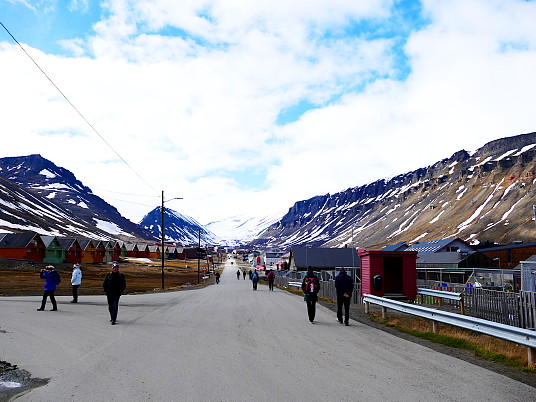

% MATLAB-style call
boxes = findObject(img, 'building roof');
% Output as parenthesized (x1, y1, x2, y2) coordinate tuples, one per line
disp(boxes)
(478, 242, 536, 252)
(404, 238, 472, 254)
(417, 251, 474, 265)
(382, 241, 408, 251)
(290, 247, 360, 270)
(56, 238, 81, 251)
(0, 232, 41, 248)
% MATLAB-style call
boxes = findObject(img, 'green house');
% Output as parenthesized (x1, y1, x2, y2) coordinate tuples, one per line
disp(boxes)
(41, 235, 65, 264)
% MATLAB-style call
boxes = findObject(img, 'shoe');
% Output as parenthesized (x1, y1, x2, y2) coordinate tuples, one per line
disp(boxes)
(310, 320, 314, 324)
(111, 321, 116, 325)
(70, 300, 77, 303)
(50, 308, 57, 311)
(37, 308, 44, 311)
(337, 319, 343, 324)
(345, 323, 349, 326)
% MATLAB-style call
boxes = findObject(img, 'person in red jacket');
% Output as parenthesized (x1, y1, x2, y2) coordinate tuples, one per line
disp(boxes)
(267, 269, 276, 291)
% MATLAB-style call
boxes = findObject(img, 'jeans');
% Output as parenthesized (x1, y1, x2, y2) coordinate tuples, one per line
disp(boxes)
(72, 285, 80, 301)
(252, 281, 258, 290)
(107, 294, 121, 322)
(337, 296, 351, 324)
(268, 280, 274, 291)
(306, 300, 316, 322)
(40, 290, 57, 310)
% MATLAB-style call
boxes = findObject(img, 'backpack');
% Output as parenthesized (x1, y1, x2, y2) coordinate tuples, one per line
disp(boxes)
(303, 277, 318, 294)
(267, 271, 275, 280)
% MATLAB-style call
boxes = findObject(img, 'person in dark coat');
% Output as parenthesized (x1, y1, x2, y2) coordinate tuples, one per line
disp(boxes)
(335, 268, 354, 326)
(37, 265, 60, 311)
(301, 266, 320, 323)
(236, 269, 241, 280)
(103, 263, 126, 325)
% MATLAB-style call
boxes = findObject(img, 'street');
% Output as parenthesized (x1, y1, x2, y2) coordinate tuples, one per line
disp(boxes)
(1, 258, 534, 401)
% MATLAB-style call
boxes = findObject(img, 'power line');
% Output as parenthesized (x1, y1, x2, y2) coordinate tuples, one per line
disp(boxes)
(0, 20, 157, 195)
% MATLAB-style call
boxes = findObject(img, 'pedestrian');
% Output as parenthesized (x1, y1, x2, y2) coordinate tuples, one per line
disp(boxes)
(335, 268, 354, 326)
(242, 270, 246, 280)
(37, 265, 61, 311)
(70, 263, 82, 303)
(267, 269, 275, 291)
(103, 262, 126, 325)
(215, 271, 220, 284)
(236, 269, 241, 280)
(301, 266, 320, 323)
(251, 269, 260, 290)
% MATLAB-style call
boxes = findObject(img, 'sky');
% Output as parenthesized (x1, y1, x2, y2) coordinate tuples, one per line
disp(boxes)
(1, 0, 535, 228)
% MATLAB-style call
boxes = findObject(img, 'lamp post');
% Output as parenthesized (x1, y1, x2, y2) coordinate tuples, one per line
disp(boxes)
(161, 191, 183, 289)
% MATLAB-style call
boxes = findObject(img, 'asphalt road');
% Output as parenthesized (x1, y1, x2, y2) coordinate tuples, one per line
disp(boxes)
(1, 259, 534, 401)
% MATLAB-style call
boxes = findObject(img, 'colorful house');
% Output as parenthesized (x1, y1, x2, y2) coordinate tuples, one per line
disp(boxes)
(148, 245, 160, 259)
(92, 240, 106, 263)
(125, 243, 139, 258)
(57, 238, 82, 264)
(41, 235, 65, 264)
(0, 232, 46, 262)
(78, 239, 97, 264)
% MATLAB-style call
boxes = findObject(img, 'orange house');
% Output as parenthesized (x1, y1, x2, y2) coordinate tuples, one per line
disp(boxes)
(78, 239, 97, 264)
(0, 232, 46, 262)
(92, 240, 106, 264)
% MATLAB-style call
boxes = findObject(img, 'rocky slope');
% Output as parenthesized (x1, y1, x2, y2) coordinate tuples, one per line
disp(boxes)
(252, 132, 536, 249)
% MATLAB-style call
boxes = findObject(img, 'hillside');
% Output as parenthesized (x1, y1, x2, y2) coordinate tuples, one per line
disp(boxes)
(252, 132, 536, 249)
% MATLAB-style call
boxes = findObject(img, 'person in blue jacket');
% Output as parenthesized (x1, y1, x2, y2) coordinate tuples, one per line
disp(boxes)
(251, 269, 260, 290)
(37, 265, 61, 311)
(335, 268, 354, 326)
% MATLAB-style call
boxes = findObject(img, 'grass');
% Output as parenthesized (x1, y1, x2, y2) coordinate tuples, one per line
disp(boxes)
(369, 312, 536, 373)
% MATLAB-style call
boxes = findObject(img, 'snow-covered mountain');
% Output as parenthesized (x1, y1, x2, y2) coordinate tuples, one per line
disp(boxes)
(0, 154, 156, 241)
(252, 132, 536, 249)
(205, 211, 285, 246)
(140, 207, 217, 245)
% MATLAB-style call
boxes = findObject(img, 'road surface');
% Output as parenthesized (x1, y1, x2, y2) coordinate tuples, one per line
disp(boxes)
(1, 259, 534, 401)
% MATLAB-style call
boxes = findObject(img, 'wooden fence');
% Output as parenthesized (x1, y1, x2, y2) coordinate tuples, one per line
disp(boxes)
(417, 280, 536, 330)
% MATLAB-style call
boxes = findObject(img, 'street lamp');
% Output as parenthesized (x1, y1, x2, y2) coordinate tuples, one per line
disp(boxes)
(161, 191, 183, 289)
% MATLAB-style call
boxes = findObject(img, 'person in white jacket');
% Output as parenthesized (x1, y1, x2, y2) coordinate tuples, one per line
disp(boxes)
(71, 264, 82, 303)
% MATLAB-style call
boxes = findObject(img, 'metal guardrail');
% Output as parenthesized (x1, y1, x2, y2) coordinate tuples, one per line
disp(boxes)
(363, 294, 536, 366)
(418, 288, 461, 301)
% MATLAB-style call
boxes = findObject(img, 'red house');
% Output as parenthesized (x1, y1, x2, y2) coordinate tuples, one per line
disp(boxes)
(359, 249, 418, 300)
(0, 232, 46, 262)
(57, 238, 82, 264)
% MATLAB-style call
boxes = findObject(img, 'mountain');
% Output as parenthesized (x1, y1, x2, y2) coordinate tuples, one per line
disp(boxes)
(252, 132, 536, 249)
(140, 207, 217, 245)
(205, 211, 285, 246)
(0, 154, 156, 241)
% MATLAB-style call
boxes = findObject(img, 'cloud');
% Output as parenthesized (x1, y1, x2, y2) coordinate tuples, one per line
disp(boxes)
(0, 0, 535, 229)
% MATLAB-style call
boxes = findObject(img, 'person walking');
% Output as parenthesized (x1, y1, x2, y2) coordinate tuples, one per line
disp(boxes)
(215, 271, 220, 284)
(301, 266, 320, 323)
(267, 269, 275, 291)
(236, 269, 241, 280)
(37, 265, 61, 311)
(251, 269, 260, 290)
(70, 263, 82, 303)
(335, 268, 354, 326)
(103, 263, 126, 325)
(242, 270, 246, 280)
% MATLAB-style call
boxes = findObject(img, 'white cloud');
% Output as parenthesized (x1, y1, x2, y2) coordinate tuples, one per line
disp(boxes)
(1, 0, 535, 229)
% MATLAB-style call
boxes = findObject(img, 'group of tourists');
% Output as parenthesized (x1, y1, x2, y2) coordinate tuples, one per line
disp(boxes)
(37, 260, 354, 327)
(37, 262, 126, 325)
(301, 266, 354, 325)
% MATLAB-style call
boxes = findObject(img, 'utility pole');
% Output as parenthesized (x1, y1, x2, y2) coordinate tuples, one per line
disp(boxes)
(197, 229, 201, 284)
(161, 191, 165, 289)
(161, 191, 183, 290)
